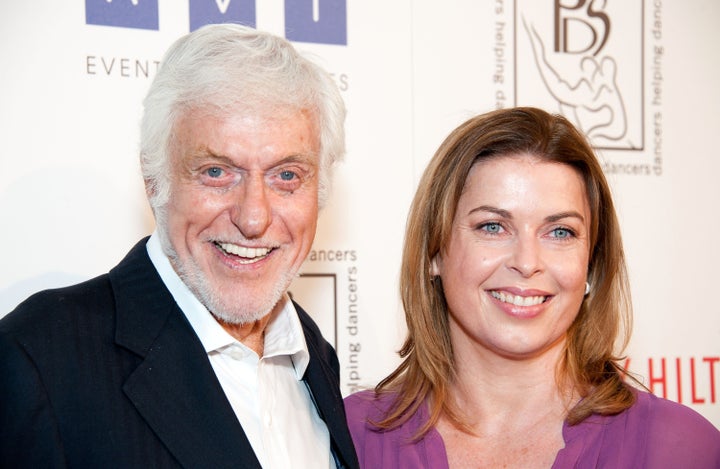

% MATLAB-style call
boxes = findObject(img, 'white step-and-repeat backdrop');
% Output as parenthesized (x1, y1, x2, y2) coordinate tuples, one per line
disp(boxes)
(1, 1, 718, 428)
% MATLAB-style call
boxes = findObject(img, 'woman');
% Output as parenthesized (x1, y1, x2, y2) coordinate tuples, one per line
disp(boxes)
(345, 107, 720, 468)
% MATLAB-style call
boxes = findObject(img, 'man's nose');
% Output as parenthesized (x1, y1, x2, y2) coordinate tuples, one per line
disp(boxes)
(232, 175, 271, 238)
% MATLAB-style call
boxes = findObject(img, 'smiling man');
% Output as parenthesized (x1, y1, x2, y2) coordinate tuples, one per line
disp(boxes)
(0, 24, 358, 469)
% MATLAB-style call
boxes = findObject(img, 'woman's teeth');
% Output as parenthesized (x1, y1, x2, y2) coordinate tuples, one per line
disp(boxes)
(490, 291, 547, 306)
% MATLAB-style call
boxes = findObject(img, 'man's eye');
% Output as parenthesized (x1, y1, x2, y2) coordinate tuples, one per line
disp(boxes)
(279, 170, 297, 181)
(206, 167, 224, 178)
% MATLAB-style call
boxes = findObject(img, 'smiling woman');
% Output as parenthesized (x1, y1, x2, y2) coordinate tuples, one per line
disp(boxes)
(344, 107, 720, 469)
(433, 156, 591, 363)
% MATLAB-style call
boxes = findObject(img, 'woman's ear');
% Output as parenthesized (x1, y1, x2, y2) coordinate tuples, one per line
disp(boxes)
(430, 255, 440, 276)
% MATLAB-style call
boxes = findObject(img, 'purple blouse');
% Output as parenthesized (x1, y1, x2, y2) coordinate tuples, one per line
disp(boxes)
(345, 389, 720, 468)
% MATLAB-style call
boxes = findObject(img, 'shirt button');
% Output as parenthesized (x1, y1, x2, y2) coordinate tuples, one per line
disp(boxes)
(228, 345, 246, 360)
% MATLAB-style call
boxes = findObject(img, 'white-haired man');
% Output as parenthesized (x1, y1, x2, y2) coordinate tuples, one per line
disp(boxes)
(0, 24, 358, 469)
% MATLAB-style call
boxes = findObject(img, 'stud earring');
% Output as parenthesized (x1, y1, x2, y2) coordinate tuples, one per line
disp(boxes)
(584, 281, 591, 296)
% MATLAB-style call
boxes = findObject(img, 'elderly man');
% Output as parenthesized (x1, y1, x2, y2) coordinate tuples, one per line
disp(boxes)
(0, 24, 358, 469)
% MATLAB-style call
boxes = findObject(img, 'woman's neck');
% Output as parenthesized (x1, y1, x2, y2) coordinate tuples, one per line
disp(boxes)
(447, 336, 577, 433)
(437, 342, 577, 469)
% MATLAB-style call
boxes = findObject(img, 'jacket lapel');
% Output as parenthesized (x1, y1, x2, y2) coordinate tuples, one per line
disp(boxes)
(109, 239, 262, 469)
(296, 303, 359, 469)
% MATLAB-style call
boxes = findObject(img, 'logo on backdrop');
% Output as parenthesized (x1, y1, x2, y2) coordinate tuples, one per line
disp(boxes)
(85, 0, 158, 30)
(624, 356, 720, 407)
(289, 250, 362, 394)
(515, 0, 643, 152)
(85, 0, 347, 45)
(289, 274, 339, 349)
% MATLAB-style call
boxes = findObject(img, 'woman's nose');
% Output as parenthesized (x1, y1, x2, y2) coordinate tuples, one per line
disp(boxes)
(507, 235, 543, 278)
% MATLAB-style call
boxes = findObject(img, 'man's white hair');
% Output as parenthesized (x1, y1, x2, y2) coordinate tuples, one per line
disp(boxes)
(139, 23, 346, 212)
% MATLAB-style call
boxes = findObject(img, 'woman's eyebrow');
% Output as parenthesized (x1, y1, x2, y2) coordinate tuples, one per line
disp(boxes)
(545, 211, 585, 224)
(467, 205, 512, 218)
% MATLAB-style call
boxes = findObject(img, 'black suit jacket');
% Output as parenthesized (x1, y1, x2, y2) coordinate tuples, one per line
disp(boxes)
(0, 238, 359, 469)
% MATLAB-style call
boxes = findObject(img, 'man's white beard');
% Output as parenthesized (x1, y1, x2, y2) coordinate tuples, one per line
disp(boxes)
(155, 212, 296, 325)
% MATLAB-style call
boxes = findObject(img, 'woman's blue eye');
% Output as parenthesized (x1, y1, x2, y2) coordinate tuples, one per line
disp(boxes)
(552, 228, 572, 238)
(482, 223, 502, 233)
(206, 167, 223, 178)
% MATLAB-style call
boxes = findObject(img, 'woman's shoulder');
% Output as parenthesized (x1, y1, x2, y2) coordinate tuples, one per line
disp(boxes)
(343, 390, 449, 469)
(344, 389, 388, 413)
(633, 390, 716, 428)
(561, 389, 720, 468)
(344, 390, 402, 433)
(632, 390, 720, 451)
(580, 390, 720, 469)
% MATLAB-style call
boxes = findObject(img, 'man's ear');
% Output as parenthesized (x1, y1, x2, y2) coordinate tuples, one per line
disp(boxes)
(143, 177, 156, 199)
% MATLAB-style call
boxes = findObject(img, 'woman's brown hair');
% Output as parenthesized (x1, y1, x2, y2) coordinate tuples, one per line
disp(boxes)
(374, 107, 634, 437)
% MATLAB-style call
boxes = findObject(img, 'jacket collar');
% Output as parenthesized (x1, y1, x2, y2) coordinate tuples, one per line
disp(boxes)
(109, 238, 262, 468)
(108, 238, 358, 469)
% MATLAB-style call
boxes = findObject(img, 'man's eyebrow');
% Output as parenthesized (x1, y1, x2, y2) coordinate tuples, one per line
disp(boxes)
(188, 152, 317, 169)
(272, 154, 317, 166)
(192, 152, 235, 164)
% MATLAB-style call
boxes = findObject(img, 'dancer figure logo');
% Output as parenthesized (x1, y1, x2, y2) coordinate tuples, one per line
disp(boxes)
(516, 0, 644, 151)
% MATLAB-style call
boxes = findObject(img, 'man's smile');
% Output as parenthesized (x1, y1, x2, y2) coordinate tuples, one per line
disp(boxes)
(214, 241, 275, 264)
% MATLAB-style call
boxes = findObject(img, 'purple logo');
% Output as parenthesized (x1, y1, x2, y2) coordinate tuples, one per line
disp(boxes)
(189, 0, 256, 31)
(285, 0, 347, 45)
(85, 0, 347, 46)
(85, 0, 159, 30)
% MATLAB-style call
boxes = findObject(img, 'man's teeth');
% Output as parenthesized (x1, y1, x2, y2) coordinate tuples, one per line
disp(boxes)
(490, 291, 546, 306)
(218, 242, 270, 260)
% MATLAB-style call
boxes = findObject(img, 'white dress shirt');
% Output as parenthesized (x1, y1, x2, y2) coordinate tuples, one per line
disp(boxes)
(146, 233, 333, 469)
